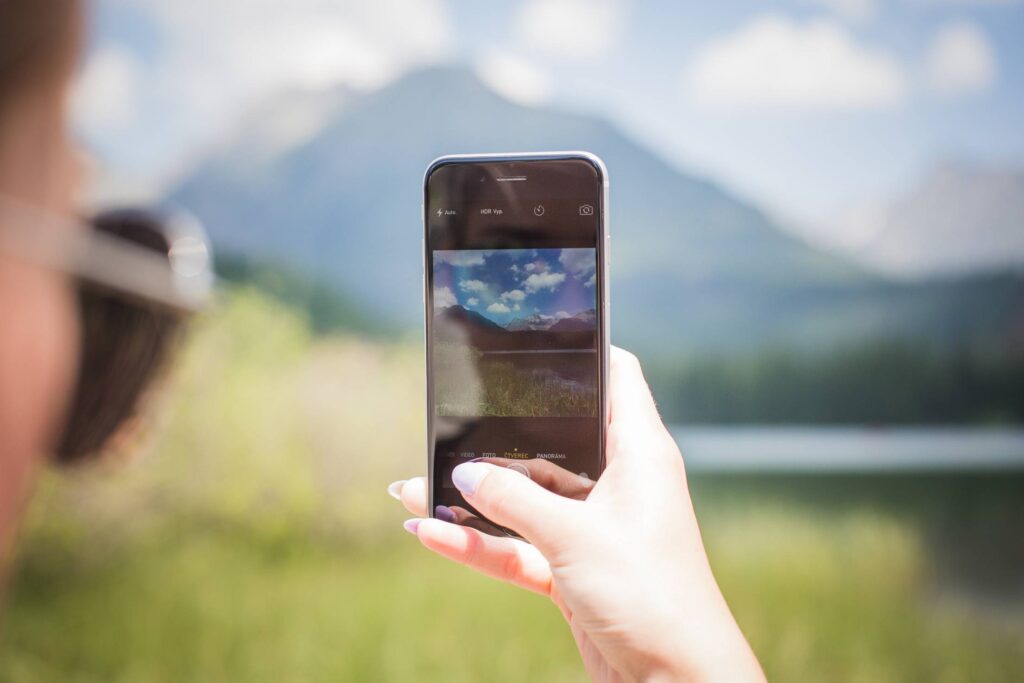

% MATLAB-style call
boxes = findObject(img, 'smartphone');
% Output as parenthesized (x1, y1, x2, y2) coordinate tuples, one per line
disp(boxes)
(423, 152, 609, 538)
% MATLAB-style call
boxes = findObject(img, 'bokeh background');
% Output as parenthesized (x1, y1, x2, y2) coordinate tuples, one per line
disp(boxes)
(3, 1, 1023, 680)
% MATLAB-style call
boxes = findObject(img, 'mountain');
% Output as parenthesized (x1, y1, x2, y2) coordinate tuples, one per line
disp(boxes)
(506, 309, 595, 332)
(549, 309, 597, 332)
(833, 162, 1024, 279)
(505, 313, 558, 332)
(435, 305, 506, 335)
(434, 305, 593, 351)
(169, 67, 1023, 355)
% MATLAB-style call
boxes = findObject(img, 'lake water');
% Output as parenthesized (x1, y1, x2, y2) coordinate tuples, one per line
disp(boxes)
(670, 426, 1024, 473)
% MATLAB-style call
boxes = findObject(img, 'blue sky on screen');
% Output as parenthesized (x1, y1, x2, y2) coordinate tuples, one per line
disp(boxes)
(433, 249, 597, 324)
(78, 0, 1023, 225)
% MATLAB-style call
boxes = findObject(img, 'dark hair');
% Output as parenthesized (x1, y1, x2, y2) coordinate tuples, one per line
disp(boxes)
(54, 211, 185, 464)
(0, 0, 81, 110)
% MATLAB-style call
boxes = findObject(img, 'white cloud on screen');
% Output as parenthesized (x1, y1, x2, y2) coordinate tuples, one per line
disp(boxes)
(559, 249, 596, 280)
(585, 273, 597, 288)
(523, 271, 567, 293)
(487, 302, 511, 314)
(458, 279, 489, 293)
(685, 15, 906, 110)
(524, 263, 537, 272)
(515, 0, 624, 60)
(437, 251, 486, 267)
(500, 289, 527, 302)
(476, 52, 552, 105)
(467, 297, 479, 307)
(924, 21, 997, 96)
(434, 286, 457, 309)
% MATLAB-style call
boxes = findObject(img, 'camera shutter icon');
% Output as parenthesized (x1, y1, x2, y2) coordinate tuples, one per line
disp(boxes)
(579, 204, 594, 216)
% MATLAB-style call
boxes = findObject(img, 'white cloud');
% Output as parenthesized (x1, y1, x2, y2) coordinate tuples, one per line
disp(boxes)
(584, 273, 597, 288)
(500, 289, 527, 302)
(73, 46, 143, 135)
(804, 0, 876, 23)
(437, 251, 486, 267)
(924, 21, 997, 96)
(458, 279, 488, 293)
(77, 0, 452, 182)
(476, 52, 552, 105)
(487, 302, 511, 314)
(467, 297, 479, 307)
(685, 14, 906, 111)
(559, 248, 596, 280)
(523, 271, 567, 293)
(515, 0, 624, 60)
(524, 263, 537, 272)
(433, 286, 457, 309)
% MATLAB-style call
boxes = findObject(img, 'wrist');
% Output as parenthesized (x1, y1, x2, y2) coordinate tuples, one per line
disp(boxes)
(633, 595, 765, 683)
(645, 648, 765, 683)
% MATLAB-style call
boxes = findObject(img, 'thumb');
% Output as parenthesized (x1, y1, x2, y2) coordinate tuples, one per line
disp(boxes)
(609, 346, 662, 429)
(451, 461, 581, 553)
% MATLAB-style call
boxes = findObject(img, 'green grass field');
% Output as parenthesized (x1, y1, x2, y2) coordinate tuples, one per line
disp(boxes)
(2, 291, 1022, 682)
(433, 342, 597, 417)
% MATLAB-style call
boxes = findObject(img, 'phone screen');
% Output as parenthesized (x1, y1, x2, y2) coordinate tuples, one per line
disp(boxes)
(424, 155, 607, 537)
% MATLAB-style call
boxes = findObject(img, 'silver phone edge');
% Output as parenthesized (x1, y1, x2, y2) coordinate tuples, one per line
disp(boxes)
(422, 151, 611, 528)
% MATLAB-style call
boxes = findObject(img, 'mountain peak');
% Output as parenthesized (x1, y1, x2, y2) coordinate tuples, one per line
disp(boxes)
(837, 160, 1024, 278)
(170, 65, 896, 353)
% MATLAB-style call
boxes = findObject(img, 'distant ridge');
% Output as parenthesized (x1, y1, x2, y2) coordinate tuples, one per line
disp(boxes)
(170, 66, 1024, 355)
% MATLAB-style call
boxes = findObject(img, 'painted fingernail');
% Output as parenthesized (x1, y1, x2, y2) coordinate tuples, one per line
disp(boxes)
(434, 505, 456, 523)
(386, 480, 405, 501)
(507, 463, 531, 479)
(451, 462, 487, 496)
(403, 518, 422, 535)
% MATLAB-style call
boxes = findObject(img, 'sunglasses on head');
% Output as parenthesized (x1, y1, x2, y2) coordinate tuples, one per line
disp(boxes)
(0, 197, 214, 464)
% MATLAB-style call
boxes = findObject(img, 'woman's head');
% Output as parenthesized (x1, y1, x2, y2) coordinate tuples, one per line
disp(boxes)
(0, 0, 84, 561)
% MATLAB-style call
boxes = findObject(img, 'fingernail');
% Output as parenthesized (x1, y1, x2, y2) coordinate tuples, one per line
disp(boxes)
(451, 462, 487, 496)
(434, 505, 456, 523)
(387, 480, 405, 501)
(403, 518, 421, 535)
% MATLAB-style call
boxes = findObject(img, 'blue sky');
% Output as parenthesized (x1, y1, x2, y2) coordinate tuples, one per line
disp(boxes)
(433, 248, 596, 325)
(76, 0, 1023, 235)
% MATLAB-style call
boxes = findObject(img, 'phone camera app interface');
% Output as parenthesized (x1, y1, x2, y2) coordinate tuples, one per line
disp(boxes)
(431, 247, 601, 536)
(433, 248, 598, 419)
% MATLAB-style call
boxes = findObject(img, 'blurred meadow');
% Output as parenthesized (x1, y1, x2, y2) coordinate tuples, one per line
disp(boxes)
(2, 290, 1022, 682)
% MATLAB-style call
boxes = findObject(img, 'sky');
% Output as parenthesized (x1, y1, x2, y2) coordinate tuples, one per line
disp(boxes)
(75, 0, 1024, 238)
(433, 248, 597, 325)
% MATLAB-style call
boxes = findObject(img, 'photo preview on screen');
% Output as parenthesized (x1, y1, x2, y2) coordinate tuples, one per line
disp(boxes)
(432, 247, 598, 418)
(430, 246, 602, 523)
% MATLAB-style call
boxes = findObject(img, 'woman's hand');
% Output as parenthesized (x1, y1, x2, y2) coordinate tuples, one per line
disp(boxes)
(389, 347, 765, 682)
